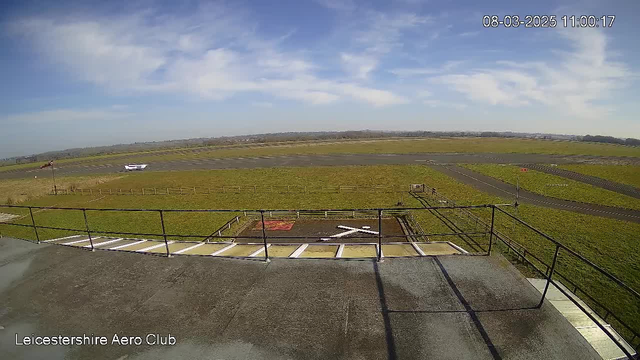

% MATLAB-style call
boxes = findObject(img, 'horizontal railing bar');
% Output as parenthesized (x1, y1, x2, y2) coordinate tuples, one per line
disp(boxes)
(0, 204, 497, 212)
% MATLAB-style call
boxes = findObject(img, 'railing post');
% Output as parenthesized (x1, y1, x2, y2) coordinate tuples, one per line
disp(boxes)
(488, 205, 495, 255)
(159, 210, 170, 257)
(28, 207, 40, 244)
(82, 209, 94, 251)
(538, 244, 560, 308)
(260, 210, 270, 262)
(377, 209, 383, 262)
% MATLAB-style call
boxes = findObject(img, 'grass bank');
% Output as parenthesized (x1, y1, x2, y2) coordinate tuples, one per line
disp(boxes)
(461, 164, 640, 210)
(559, 164, 640, 189)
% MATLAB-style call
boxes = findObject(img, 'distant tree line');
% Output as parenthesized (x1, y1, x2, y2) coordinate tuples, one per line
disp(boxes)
(580, 135, 640, 146)
(3, 130, 637, 165)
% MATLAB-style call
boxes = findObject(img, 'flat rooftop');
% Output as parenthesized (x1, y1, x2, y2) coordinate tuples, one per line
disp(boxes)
(0, 237, 600, 360)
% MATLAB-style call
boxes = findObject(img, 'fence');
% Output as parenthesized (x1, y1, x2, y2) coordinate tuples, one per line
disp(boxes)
(51, 184, 418, 196)
(0, 202, 638, 358)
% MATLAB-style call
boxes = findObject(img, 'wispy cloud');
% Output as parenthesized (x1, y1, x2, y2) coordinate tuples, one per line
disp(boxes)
(391, 61, 465, 77)
(8, 4, 407, 107)
(432, 28, 631, 117)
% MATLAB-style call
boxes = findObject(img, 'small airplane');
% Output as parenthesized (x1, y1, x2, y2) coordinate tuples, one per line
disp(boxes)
(124, 164, 148, 171)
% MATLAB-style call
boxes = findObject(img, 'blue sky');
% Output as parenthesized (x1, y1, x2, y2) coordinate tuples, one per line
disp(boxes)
(1, 0, 639, 157)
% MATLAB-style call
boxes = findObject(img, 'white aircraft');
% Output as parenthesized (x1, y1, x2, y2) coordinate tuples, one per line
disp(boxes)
(124, 164, 148, 171)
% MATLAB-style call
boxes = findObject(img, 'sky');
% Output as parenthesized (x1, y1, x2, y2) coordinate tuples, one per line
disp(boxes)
(1, 0, 639, 157)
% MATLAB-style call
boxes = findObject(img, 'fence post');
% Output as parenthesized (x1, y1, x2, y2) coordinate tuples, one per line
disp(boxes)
(130, 189, 133, 195)
(167, 188, 169, 195)
(142, 188, 145, 195)
(488, 206, 496, 255)
(538, 244, 560, 308)
(99, 189, 102, 195)
(260, 210, 270, 262)
(82, 209, 94, 251)
(159, 210, 170, 257)
(193, 187, 196, 195)
(28, 207, 40, 244)
(377, 209, 383, 262)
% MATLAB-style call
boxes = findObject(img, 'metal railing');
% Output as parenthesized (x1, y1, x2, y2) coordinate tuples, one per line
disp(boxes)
(0, 202, 638, 358)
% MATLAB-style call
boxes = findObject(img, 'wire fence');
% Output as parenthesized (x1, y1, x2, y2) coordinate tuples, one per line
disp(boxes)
(50, 184, 422, 196)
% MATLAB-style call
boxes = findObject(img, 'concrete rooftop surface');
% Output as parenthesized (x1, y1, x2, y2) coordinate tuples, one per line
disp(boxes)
(0, 237, 601, 360)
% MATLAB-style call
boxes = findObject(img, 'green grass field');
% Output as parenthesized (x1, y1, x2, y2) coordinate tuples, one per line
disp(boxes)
(1, 164, 638, 343)
(3, 137, 640, 173)
(461, 164, 640, 210)
(559, 164, 640, 189)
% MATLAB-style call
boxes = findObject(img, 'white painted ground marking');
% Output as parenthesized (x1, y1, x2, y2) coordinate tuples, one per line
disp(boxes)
(137, 241, 174, 252)
(43, 234, 82, 242)
(320, 225, 380, 241)
(174, 243, 205, 254)
(290, 244, 309, 258)
(362, 226, 371, 229)
(210, 243, 236, 256)
(110, 240, 146, 250)
(336, 244, 345, 258)
(63, 237, 100, 245)
(337, 225, 379, 235)
(411, 242, 426, 256)
(249, 244, 271, 257)
(84, 238, 123, 248)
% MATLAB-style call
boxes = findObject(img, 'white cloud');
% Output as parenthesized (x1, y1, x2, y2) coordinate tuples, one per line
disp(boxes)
(314, 0, 357, 12)
(391, 61, 464, 77)
(432, 28, 631, 117)
(340, 53, 378, 79)
(9, 5, 406, 108)
(424, 100, 467, 110)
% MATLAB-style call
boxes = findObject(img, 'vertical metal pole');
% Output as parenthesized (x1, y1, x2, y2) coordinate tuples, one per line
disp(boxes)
(51, 163, 57, 195)
(377, 209, 383, 262)
(29, 207, 40, 244)
(488, 206, 495, 255)
(82, 209, 94, 251)
(260, 211, 269, 262)
(159, 210, 170, 257)
(538, 245, 560, 308)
